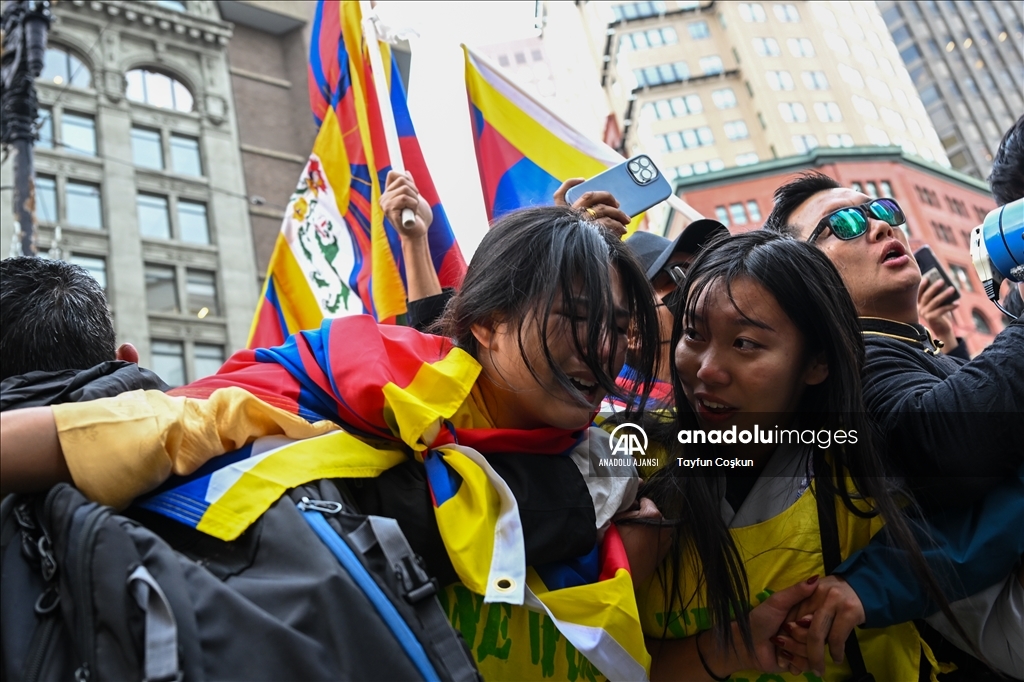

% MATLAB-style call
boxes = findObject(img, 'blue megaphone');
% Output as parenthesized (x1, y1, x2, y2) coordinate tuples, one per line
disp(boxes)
(970, 196, 1024, 316)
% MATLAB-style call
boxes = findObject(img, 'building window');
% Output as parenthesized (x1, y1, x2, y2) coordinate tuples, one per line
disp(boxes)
(186, 269, 219, 317)
(699, 56, 724, 75)
(852, 96, 878, 119)
(125, 69, 195, 112)
(138, 194, 172, 240)
(658, 126, 715, 151)
(792, 135, 819, 154)
(170, 135, 202, 176)
(644, 94, 703, 120)
(802, 71, 829, 90)
(773, 4, 800, 22)
(611, 1, 667, 20)
(688, 21, 710, 40)
(778, 102, 807, 123)
(738, 3, 767, 22)
(37, 106, 53, 148)
(145, 264, 179, 313)
(152, 341, 186, 387)
(899, 44, 922, 64)
(867, 77, 892, 101)
(945, 197, 968, 217)
(666, 159, 725, 180)
(853, 45, 878, 68)
(497, 55, 510, 67)
(724, 120, 749, 140)
(35, 175, 58, 223)
(66, 181, 103, 229)
(971, 309, 992, 335)
(746, 200, 762, 222)
(729, 203, 748, 225)
(930, 221, 956, 243)
(735, 152, 759, 166)
(753, 37, 781, 57)
(67, 254, 107, 290)
(827, 133, 854, 147)
(194, 344, 225, 380)
(39, 45, 91, 88)
(155, 0, 187, 10)
(715, 206, 730, 226)
(838, 64, 864, 89)
(824, 32, 849, 55)
(178, 200, 210, 244)
(787, 37, 814, 57)
(712, 88, 737, 109)
(633, 62, 690, 87)
(814, 101, 842, 122)
(621, 27, 678, 51)
(60, 112, 96, 156)
(949, 264, 974, 293)
(851, 182, 863, 193)
(865, 182, 878, 198)
(131, 127, 164, 169)
(765, 70, 794, 91)
(880, 181, 893, 198)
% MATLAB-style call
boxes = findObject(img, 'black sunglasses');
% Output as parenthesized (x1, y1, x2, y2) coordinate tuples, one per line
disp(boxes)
(807, 198, 906, 243)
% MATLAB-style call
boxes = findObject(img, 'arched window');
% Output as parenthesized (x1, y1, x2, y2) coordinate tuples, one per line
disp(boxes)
(125, 69, 194, 112)
(972, 309, 992, 334)
(39, 45, 91, 88)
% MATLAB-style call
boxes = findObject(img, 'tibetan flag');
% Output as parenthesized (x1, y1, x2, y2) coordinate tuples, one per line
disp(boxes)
(464, 44, 633, 228)
(248, 1, 465, 348)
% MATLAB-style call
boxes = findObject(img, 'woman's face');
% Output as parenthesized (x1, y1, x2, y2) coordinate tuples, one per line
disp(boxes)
(675, 276, 827, 447)
(474, 267, 630, 431)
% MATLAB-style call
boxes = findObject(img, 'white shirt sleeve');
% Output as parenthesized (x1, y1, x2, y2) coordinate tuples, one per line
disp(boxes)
(570, 426, 640, 539)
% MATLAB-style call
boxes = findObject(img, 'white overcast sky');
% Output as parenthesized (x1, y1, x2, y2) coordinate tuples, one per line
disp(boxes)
(375, 1, 541, 257)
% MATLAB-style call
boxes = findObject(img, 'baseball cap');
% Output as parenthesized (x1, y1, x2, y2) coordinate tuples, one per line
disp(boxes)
(633, 219, 730, 281)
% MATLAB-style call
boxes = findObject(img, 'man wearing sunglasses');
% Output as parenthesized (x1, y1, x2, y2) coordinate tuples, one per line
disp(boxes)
(762, 172, 1024, 680)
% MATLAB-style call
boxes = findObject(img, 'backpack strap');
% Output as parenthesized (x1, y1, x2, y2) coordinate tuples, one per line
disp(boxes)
(127, 565, 182, 682)
(814, 468, 875, 682)
(366, 516, 481, 682)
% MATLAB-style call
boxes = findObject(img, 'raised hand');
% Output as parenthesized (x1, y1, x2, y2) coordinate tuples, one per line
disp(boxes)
(381, 170, 433, 239)
(554, 178, 632, 237)
(775, 574, 866, 677)
(918, 277, 959, 353)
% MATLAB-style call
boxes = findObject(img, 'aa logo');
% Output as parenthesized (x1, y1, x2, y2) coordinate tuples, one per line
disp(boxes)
(609, 423, 648, 458)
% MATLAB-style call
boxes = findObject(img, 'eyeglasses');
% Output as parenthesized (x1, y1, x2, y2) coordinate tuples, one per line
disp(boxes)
(653, 264, 687, 293)
(807, 198, 906, 244)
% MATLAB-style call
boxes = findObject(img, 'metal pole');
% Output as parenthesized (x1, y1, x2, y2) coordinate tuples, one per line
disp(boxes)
(1, 0, 51, 257)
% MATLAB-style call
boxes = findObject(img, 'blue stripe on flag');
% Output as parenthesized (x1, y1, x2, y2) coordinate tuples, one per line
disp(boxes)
(534, 544, 601, 590)
(493, 157, 561, 219)
(423, 450, 461, 507)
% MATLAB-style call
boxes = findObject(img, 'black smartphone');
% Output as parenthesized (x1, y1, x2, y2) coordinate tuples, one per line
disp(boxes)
(564, 155, 672, 218)
(914, 245, 961, 306)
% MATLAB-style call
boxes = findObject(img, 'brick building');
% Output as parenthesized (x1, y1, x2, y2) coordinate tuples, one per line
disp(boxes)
(664, 145, 1005, 354)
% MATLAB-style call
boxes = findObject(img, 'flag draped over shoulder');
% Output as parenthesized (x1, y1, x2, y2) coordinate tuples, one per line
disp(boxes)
(141, 315, 651, 680)
(248, 1, 465, 348)
(464, 45, 633, 227)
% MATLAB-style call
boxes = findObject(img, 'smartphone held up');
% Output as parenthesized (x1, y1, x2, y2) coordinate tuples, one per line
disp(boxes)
(565, 155, 673, 219)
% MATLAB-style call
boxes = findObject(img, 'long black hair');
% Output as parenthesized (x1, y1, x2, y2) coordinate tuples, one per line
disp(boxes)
(644, 230, 967, 654)
(439, 206, 659, 415)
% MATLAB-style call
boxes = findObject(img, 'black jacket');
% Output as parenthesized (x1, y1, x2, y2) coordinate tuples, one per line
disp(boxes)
(860, 317, 1024, 509)
(0, 361, 169, 412)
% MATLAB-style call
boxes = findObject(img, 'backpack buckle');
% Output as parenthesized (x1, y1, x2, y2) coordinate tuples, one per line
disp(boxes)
(396, 554, 437, 604)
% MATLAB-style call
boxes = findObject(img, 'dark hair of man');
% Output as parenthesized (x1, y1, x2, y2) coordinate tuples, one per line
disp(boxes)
(439, 205, 659, 416)
(642, 231, 968, 654)
(0, 257, 116, 381)
(989, 114, 1024, 206)
(762, 171, 842, 236)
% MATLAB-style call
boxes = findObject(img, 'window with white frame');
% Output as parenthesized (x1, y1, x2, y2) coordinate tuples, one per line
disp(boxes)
(665, 159, 725, 180)
(774, 4, 800, 22)
(746, 200, 762, 222)
(633, 62, 690, 87)
(853, 45, 877, 68)
(814, 101, 842, 122)
(778, 102, 807, 122)
(787, 38, 814, 57)
(729, 203, 748, 225)
(132, 127, 164, 169)
(824, 32, 849, 55)
(724, 120, 749, 140)
(699, 55, 724, 74)
(657, 126, 715, 152)
(738, 3, 767, 22)
(907, 117, 923, 137)
(879, 57, 895, 76)
(852, 95, 878, 119)
(611, 1, 667, 20)
(646, 94, 703, 119)
(838, 63, 864, 88)
(60, 112, 96, 156)
(753, 37, 781, 56)
(766, 70, 795, 90)
(867, 77, 892, 100)
(865, 125, 890, 146)
(802, 71, 829, 90)
(736, 152, 759, 166)
(811, 4, 836, 27)
(689, 21, 711, 40)
(39, 45, 92, 88)
(792, 134, 819, 154)
(126, 69, 194, 112)
(67, 254, 107, 290)
(712, 88, 737, 108)
(827, 133, 855, 147)
(881, 108, 906, 131)
(621, 27, 678, 51)
(152, 341, 186, 387)
(715, 206, 730, 226)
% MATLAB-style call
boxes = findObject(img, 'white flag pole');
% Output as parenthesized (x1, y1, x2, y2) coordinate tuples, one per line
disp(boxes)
(360, 1, 415, 230)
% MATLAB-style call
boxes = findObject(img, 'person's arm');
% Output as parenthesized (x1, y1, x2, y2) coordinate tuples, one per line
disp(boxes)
(407, 289, 455, 332)
(862, 318, 1024, 496)
(380, 170, 442, 302)
(0, 388, 335, 508)
(649, 578, 820, 680)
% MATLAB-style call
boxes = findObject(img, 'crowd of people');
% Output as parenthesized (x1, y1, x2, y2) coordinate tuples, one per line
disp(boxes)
(1, 116, 1021, 681)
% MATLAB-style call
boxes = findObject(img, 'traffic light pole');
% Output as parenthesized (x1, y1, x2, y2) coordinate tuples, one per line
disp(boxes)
(1, 0, 52, 257)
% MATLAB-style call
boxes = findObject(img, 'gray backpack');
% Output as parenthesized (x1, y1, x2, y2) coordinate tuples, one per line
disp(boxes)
(0, 478, 480, 682)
